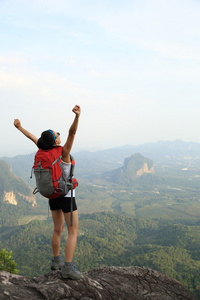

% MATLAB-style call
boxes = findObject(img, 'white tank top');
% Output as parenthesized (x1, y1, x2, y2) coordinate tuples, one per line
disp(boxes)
(61, 160, 75, 197)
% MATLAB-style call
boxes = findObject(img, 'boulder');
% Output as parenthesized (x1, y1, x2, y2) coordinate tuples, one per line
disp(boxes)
(0, 266, 197, 300)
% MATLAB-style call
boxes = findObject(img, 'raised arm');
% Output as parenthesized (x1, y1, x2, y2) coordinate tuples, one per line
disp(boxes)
(62, 105, 81, 163)
(14, 119, 38, 145)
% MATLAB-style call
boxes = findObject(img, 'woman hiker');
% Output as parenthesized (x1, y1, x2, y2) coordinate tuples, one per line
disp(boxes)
(14, 105, 81, 280)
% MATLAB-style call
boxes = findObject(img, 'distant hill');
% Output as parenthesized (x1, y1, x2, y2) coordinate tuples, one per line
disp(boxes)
(0, 160, 36, 207)
(1, 139, 200, 185)
(102, 153, 163, 186)
(1, 153, 36, 187)
(0, 160, 36, 226)
(74, 139, 200, 164)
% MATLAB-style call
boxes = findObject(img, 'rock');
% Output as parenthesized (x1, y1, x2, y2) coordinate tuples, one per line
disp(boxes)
(0, 266, 197, 300)
(104, 153, 159, 186)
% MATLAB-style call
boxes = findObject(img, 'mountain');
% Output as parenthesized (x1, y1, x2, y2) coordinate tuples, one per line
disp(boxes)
(75, 139, 200, 164)
(1, 153, 36, 188)
(0, 160, 36, 207)
(2, 140, 200, 183)
(103, 153, 162, 186)
(0, 160, 36, 226)
(0, 266, 197, 300)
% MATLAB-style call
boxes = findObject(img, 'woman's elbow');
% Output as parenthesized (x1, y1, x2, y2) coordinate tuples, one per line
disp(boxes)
(69, 130, 76, 137)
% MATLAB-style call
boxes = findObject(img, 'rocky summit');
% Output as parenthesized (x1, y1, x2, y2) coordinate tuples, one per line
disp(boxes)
(0, 266, 197, 300)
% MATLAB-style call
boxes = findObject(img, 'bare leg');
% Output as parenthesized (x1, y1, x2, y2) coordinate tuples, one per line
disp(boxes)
(51, 209, 64, 256)
(64, 210, 79, 262)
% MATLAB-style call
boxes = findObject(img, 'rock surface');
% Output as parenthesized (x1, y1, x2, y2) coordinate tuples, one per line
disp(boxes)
(0, 266, 197, 300)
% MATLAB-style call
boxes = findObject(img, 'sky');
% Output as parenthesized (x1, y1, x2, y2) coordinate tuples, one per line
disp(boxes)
(1, 0, 200, 157)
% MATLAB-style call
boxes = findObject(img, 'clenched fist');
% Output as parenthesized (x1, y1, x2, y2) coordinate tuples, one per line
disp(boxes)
(14, 119, 21, 129)
(72, 105, 81, 117)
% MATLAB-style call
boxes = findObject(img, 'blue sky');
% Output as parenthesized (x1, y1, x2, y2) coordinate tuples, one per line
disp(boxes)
(1, 0, 200, 156)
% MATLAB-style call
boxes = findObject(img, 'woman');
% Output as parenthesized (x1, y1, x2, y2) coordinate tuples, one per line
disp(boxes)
(14, 105, 81, 280)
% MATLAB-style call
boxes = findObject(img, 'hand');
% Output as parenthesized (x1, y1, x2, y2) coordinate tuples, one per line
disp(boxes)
(14, 119, 21, 129)
(72, 105, 81, 117)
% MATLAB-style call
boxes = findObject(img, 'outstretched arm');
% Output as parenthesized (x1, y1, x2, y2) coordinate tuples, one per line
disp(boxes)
(62, 105, 81, 163)
(14, 119, 38, 145)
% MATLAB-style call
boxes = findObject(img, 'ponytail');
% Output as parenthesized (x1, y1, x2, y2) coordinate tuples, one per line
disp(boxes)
(37, 138, 52, 150)
(37, 130, 55, 150)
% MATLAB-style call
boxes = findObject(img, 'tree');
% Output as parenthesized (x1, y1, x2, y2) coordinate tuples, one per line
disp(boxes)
(0, 248, 19, 274)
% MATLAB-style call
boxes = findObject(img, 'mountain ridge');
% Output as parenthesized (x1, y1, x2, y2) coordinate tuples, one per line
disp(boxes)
(0, 160, 37, 226)
(0, 160, 36, 207)
(2, 140, 200, 180)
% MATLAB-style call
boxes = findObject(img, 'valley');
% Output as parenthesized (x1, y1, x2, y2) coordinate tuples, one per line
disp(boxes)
(1, 140, 200, 298)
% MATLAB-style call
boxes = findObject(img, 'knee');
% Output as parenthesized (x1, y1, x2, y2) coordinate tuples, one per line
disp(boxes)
(68, 227, 79, 238)
(53, 225, 64, 236)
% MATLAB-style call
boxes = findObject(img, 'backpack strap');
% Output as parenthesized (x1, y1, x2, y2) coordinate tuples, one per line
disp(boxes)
(70, 154, 75, 179)
(51, 155, 62, 167)
(69, 154, 75, 226)
(70, 182, 73, 226)
(33, 187, 39, 195)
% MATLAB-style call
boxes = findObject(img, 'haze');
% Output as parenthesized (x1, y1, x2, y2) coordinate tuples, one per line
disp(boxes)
(1, 0, 200, 157)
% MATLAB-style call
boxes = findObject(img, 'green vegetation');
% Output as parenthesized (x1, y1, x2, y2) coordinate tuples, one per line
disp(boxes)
(0, 160, 32, 196)
(0, 200, 31, 227)
(0, 220, 53, 276)
(0, 213, 200, 298)
(0, 248, 19, 274)
(1, 149, 200, 299)
(0, 160, 34, 227)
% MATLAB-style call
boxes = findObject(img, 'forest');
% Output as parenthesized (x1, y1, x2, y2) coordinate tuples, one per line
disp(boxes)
(1, 142, 200, 299)
(0, 213, 200, 298)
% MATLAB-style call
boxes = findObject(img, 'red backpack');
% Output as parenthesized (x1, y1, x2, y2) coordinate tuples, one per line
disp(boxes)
(31, 146, 78, 199)
(31, 146, 78, 225)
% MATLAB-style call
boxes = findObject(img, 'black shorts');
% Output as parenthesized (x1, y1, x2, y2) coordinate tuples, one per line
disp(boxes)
(49, 196, 77, 213)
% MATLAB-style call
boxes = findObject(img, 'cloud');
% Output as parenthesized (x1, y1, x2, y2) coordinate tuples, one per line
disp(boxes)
(1, 0, 200, 156)
(0, 54, 28, 66)
(89, 70, 111, 79)
(69, 0, 200, 60)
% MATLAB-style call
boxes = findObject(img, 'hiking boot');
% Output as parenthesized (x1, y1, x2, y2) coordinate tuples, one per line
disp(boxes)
(61, 262, 81, 280)
(51, 256, 64, 270)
